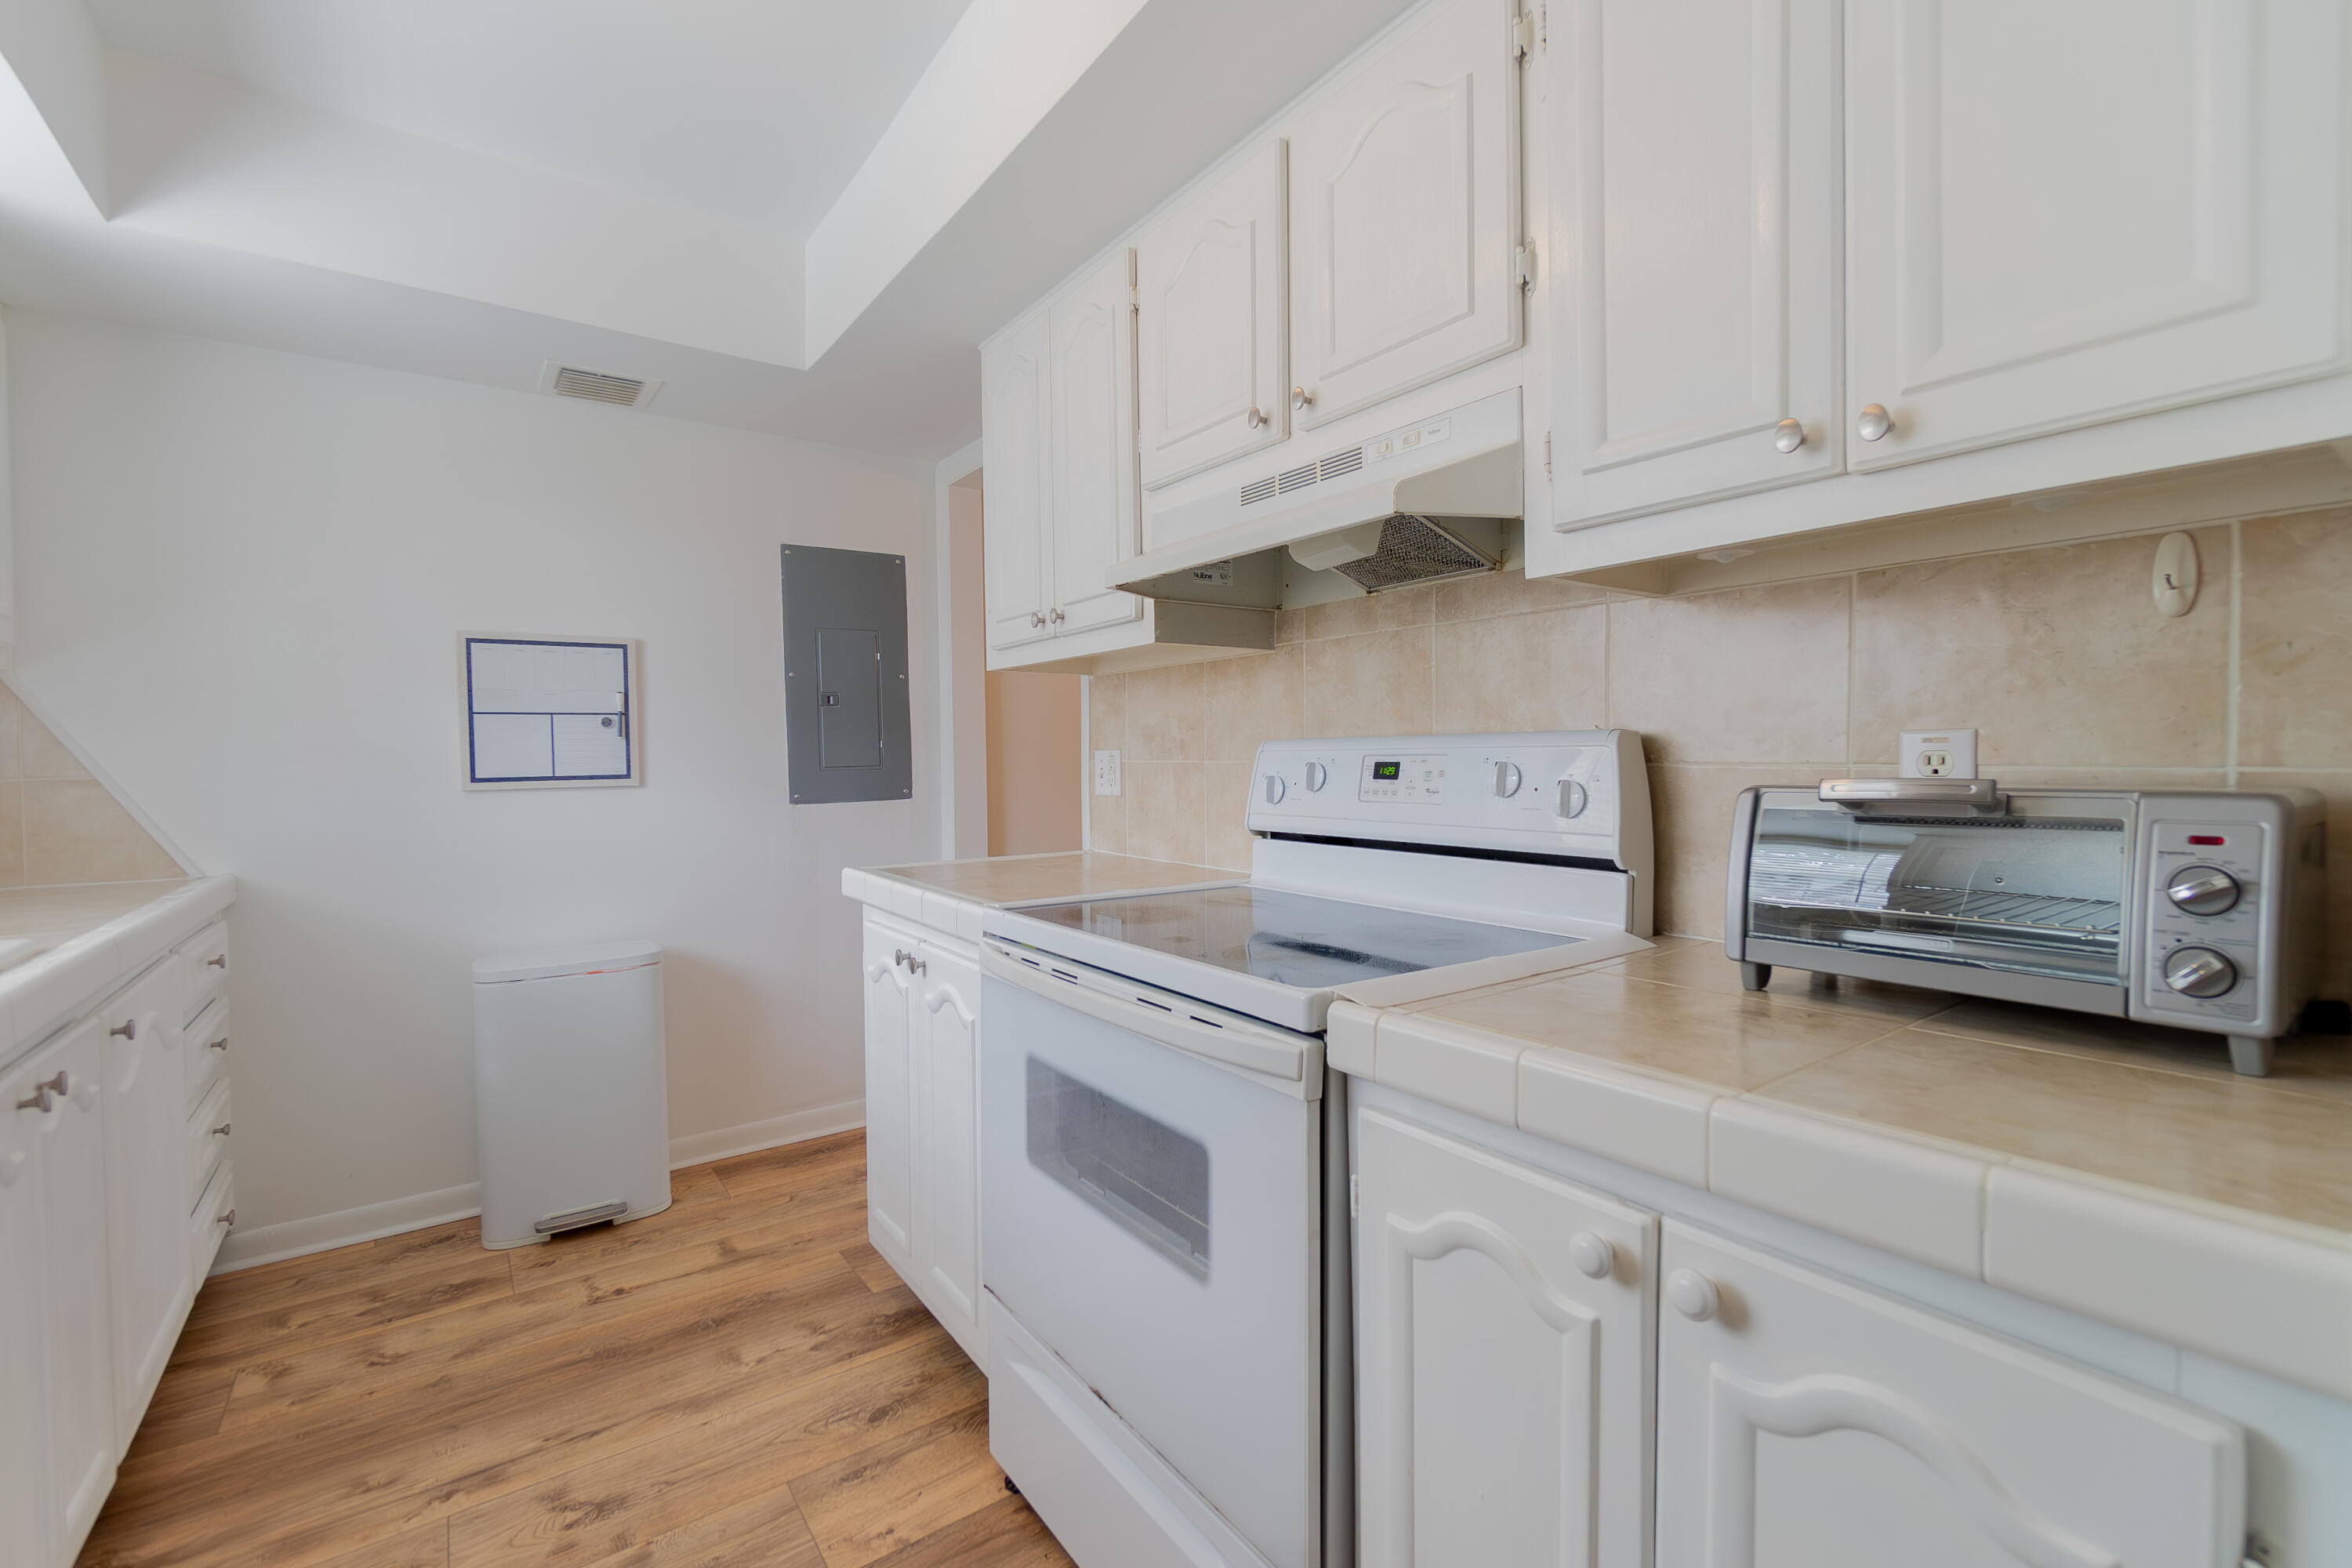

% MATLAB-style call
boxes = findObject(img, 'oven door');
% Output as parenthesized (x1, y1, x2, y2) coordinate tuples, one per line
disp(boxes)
(981, 941, 1323, 1568)
(1737, 788, 2137, 1000)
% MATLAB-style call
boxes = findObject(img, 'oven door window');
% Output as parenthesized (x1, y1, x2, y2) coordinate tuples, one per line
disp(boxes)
(1747, 806, 2127, 983)
(1027, 1056, 1210, 1280)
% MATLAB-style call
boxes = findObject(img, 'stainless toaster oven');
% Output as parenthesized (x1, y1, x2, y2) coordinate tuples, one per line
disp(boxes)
(1725, 779, 2328, 1075)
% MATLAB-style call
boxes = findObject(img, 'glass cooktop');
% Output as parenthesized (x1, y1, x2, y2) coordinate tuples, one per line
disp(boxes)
(1014, 884, 1570, 992)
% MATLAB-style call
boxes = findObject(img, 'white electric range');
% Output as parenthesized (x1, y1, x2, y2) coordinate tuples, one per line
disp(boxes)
(976, 731, 1654, 1568)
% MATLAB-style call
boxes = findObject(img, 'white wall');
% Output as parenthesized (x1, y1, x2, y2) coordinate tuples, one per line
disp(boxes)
(5, 310, 940, 1246)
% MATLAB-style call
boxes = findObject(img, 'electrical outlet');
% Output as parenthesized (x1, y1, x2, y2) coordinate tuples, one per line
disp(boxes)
(1900, 729, 1978, 779)
(1092, 749, 1122, 797)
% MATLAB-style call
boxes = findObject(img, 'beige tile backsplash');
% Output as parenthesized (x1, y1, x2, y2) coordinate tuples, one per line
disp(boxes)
(0, 683, 180, 889)
(1088, 508, 2352, 998)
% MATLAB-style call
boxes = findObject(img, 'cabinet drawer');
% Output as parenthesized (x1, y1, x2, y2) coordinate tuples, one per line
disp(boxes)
(184, 998, 230, 1110)
(186, 1078, 230, 1211)
(190, 1160, 234, 1280)
(177, 921, 229, 1026)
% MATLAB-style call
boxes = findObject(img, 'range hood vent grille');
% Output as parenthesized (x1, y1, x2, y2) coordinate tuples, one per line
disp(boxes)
(1243, 444, 1374, 507)
(1331, 515, 1500, 593)
(539, 361, 662, 408)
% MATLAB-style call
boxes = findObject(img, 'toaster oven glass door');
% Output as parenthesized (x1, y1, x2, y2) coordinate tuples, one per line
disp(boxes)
(1745, 800, 2130, 984)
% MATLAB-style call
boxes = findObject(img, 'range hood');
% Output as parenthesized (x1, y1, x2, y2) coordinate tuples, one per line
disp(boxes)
(1115, 388, 1523, 597)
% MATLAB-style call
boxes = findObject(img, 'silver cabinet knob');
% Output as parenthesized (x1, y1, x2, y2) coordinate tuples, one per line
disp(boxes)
(1263, 773, 1287, 805)
(205, 954, 227, 969)
(1856, 403, 1893, 441)
(1567, 1231, 1614, 1279)
(108, 1018, 136, 1040)
(1555, 779, 1589, 820)
(14, 1072, 66, 1114)
(1493, 760, 1523, 798)
(218, 1209, 236, 1228)
(2165, 866, 2241, 917)
(212, 1123, 232, 1138)
(1291, 386, 1313, 411)
(1029, 612, 1046, 629)
(1246, 407, 1267, 430)
(2164, 946, 2238, 999)
(1773, 418, 1806, 453)
(1049, 608, 1065, 625)
(1666, 1268, 1720, 1321)
(208, 1036, 230, 1051)
(1303, 762, 1329, 793)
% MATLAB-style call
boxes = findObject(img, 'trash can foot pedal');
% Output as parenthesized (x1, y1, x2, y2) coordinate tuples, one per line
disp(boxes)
(535, 1200, 628, 1235)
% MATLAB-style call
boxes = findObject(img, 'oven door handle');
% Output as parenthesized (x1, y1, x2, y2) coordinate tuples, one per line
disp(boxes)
(981, 942, 1314, 1089)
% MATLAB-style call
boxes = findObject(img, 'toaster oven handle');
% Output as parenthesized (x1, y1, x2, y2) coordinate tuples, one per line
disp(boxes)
(1818, 777, 2005, 814)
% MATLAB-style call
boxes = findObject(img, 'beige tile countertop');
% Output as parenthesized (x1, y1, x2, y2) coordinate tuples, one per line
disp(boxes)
(842, 851, 1237, 941)
(1330, 935, 2352, 1403)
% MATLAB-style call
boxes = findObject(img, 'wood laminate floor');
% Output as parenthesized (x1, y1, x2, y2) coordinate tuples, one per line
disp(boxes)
(78, 1131, 1076, 1568)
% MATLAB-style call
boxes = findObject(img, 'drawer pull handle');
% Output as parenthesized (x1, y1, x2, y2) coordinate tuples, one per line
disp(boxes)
(205, 955, 228, 969)
(109, 1019, 136, 1040)
(208, 1037, 230, 1052)
(212, 1122, 232, 1138)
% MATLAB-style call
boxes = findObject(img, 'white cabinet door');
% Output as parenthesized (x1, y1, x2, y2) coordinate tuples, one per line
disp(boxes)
(1550, 0, 1841, 525)
(911, 941, 984, 1363)
(982, 310, 1055, 651)
(1290, 0, 1522, 431)
(2, 1048, 52, 1568)
(1657, 1222, 2245, 1568)
(1354, 1107, 1654, 1568)
(1137, 139, 1289, 488)
(862, 919, 917, 1273)
(24, 1022, 117, 1559)
(1048, 249, 1145, 640)
(101, 964, 192, 1443)
(1844, 0, 2348, 470)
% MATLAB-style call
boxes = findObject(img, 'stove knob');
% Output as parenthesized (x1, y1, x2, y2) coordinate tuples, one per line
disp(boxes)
(1304, 762, 1329, 793)
(1556, 779, 1589, 820)
(1262, 773, 1287, 805)
(2163, 946, 2238, 1000)
(2165, 865, 2241, 917)
(1493, 760, 1523, 798)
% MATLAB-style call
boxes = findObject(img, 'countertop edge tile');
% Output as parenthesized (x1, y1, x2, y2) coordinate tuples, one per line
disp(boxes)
(1515, 1047, 1713, 1190)
(1709, 1097, 1991, 1280)
(1327, 1000, 1378, 1078)
(1374, 1011, 1523, 1127)
(1984, 1162, 2352, 1403)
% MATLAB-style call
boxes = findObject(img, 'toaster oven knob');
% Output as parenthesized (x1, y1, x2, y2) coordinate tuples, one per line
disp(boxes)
(2163, 946, 2238, 1000)
(2165, 865, 2241, 916)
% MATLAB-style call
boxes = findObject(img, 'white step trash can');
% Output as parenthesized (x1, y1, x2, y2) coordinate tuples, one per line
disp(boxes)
(473, 941, 673, 1250)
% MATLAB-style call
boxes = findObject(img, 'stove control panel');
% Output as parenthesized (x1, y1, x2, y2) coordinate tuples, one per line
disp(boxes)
(1248, 730, 1652, 869)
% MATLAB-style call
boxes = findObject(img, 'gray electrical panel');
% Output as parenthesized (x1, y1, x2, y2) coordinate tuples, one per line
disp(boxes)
(781, 544, 912, 804)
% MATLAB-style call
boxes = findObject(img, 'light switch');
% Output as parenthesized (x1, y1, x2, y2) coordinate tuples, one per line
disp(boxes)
(1093, 750, 1123, 797)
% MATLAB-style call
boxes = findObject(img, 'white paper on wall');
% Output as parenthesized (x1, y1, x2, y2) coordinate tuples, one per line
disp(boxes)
(463, 635, 637, 787)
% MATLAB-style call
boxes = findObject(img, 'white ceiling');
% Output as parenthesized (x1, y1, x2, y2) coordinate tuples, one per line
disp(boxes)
(84, 0, 978, 234)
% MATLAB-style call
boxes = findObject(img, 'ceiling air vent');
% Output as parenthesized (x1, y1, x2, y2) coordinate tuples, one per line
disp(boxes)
(538, 361, 663, 409)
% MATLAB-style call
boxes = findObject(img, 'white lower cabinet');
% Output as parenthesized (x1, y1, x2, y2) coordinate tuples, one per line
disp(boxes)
(99, 964, 195, 1442)
(1353, 1107, 1653, 1568)
(9, 1022, 118, 1566)
(860, 909, 985, 1368)
(1655, 1223, 2245, 1568)
(1357, 1099, 2255, 1568)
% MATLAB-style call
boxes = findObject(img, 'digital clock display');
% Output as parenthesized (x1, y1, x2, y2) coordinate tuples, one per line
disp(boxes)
(1372, 760, 1402, 780)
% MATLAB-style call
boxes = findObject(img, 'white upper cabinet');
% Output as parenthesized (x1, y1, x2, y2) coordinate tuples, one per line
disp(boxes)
(1550, 0, 1842, 524)
(1656, 1222, 2245, 1568)
(981, 311, 1054, 652)
(1290, 0, 1523, 431)
(1843, 0, 2348, 470)
(1354, 1108, 1653, 1568)
(1138, 140, 1290, 488)
(1048, 249, 1145, 639)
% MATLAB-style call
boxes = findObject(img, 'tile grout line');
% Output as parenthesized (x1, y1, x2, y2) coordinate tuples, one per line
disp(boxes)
(2225, 519, 2242, 788)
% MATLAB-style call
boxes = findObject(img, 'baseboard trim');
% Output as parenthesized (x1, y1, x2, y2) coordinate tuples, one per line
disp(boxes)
(209, 1100, 868, 1276)
(666, 1098, 866, 1169)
